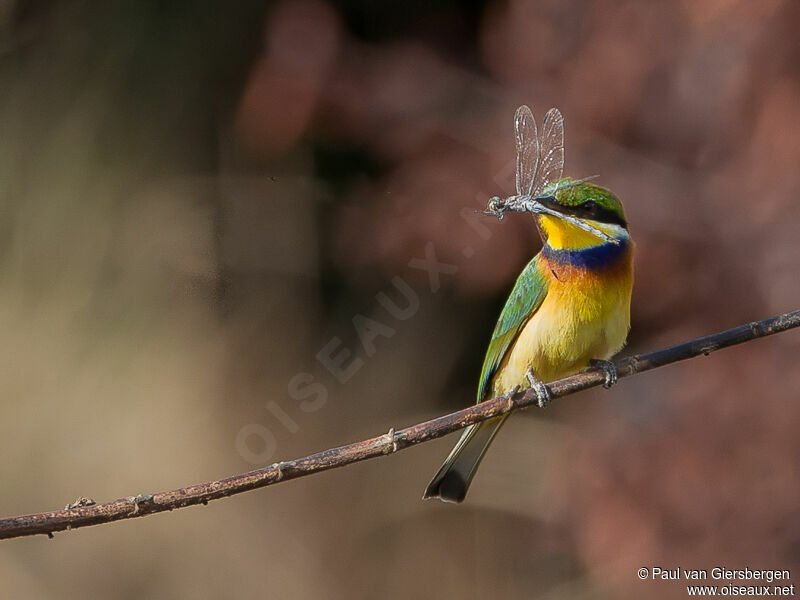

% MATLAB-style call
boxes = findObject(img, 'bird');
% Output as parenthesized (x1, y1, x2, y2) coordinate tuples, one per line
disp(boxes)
(423, 178, 634, 503)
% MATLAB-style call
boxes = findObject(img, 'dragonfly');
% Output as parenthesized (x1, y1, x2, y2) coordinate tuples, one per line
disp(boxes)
(484, 105, 617, 244)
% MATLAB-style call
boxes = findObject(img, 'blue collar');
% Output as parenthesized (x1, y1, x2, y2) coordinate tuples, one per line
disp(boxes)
(542, 238, 629, 270)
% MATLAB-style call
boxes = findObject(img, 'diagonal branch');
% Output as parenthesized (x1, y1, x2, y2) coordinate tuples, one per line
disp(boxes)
(1, 309, 798, 541)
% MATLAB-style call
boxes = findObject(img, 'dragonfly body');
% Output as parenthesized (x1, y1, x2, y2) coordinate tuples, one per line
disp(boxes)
(424, 106, 634, 503)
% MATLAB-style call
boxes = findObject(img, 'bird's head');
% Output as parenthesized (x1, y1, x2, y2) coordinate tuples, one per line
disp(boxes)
(535, 179, 628, 249)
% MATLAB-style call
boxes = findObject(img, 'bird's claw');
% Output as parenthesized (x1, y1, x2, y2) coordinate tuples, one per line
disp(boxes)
(590, 359, 618, 388)
(525, 370, 551, 408)
(500, 384, 522, 409)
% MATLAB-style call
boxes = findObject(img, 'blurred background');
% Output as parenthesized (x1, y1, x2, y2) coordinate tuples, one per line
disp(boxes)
(1, 0, 798, 598)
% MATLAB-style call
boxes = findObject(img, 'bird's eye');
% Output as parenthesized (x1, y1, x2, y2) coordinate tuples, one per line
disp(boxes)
(583, 200, 597, 212)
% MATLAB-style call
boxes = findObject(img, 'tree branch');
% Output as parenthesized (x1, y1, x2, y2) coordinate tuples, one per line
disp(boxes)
(1, 309, 798, 541)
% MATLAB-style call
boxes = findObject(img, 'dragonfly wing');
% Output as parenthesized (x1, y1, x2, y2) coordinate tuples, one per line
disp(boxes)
(532, 108, 565, 198)
(514, 105, 539, 197)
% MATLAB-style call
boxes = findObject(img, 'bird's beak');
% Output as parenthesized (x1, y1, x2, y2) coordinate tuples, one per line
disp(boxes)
(530, 196, 619, 245)
(533, 195, 567, 215)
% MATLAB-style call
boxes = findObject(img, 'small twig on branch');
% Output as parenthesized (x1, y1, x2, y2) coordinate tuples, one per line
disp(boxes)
(1, 309, 798, 541)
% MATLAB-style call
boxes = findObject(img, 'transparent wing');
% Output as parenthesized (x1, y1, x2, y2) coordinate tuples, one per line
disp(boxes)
(532, 108, 564, 198)
(514, 105, 539, 197)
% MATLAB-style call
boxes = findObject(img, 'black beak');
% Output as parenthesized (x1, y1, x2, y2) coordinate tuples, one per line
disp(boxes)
(534, 195, 561, 210)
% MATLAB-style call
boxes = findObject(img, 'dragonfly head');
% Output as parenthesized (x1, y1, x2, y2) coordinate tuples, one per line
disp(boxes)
(483, 196, 507, 219)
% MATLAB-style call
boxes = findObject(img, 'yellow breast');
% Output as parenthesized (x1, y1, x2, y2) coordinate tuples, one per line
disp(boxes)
(491, 248, 633, 396)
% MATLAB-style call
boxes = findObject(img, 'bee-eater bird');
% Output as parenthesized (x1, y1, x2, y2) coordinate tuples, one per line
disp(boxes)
(423, 179, 634, 502)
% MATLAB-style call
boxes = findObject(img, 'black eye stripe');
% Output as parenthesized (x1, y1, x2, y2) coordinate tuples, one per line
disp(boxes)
(538, 195, 627, 227)
(570, 202, 627, 227)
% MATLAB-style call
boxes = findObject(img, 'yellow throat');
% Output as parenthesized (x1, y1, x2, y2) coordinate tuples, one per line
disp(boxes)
(539, 214, 626, 250)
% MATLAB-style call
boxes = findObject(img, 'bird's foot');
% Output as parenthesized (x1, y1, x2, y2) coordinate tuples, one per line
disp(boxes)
(500, 385, 522, 409)
(589, 359, 618, 389)
(525, 370, 551, 408)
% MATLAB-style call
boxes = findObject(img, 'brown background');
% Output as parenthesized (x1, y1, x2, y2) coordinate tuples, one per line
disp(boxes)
(1, 0, 798, 598)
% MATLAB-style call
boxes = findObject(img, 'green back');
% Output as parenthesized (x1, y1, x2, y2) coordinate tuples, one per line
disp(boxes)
(477, 255, 549, 402)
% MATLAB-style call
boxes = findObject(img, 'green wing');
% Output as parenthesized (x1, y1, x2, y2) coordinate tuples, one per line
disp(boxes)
(476, 255, 549, 402)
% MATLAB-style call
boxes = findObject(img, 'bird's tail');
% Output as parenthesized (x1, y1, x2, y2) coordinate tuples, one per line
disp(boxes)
(422, 415, 509, 503)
